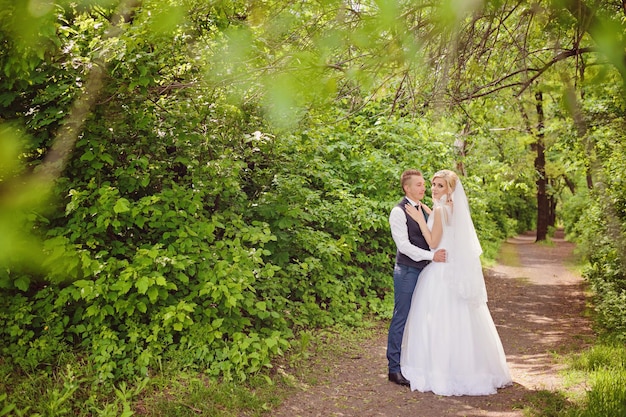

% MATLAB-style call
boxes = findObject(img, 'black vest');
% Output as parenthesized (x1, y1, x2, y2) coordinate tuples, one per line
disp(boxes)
(395, 197, 431, 269)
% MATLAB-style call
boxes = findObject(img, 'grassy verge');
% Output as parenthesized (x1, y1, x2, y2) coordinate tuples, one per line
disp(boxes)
(0, 319, 383, 417)
(0, 348, 289, 416)
(519, 340, 626, 417)
(3, 290, 625, 417)
(496, 240, 522, 267)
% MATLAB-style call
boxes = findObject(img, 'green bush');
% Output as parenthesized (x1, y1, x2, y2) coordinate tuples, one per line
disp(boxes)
(567, 137, 626, 339)
(1, 102, 522, 385)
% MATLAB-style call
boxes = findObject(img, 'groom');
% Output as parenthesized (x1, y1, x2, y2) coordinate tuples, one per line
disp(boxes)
(387, 169, 446, 386)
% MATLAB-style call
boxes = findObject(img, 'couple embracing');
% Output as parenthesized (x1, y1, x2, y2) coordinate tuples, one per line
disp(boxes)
(387, 169, 512, 396)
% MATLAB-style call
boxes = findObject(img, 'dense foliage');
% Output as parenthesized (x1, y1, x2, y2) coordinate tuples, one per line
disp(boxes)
(1, 0, 626, 414)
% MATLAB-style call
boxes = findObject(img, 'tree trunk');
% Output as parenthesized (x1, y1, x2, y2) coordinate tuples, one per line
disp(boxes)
(533, 91, 549, 242)
(548, 195, 557, 228)
(454, 121, 470, 176)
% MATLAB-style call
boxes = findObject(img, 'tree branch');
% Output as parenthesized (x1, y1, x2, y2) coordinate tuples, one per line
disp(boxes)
(32, 0, 141, 185)
(515, 47, 595, 97)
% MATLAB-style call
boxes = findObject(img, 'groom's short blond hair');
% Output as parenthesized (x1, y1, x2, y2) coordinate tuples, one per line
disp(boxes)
(400, 169, 423, 193)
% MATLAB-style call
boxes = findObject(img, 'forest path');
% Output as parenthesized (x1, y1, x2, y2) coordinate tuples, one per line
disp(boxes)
(269, 230, 594, 417)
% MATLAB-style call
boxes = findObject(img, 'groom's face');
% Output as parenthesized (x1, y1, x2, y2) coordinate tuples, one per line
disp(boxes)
(404, 175, 426, 202)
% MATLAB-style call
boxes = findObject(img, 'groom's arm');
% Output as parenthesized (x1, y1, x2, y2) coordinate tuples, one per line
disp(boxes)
(389, 206, 434, 262)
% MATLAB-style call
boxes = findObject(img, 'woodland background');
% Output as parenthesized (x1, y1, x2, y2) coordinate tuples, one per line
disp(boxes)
(1, 0, 625, 415)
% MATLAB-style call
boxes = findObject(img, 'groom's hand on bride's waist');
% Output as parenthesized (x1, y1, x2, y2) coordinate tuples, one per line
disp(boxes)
(433, 249, 447, 263)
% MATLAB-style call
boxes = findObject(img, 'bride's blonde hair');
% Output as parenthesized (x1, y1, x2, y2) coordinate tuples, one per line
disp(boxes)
(432, 169, 458, 196)
(431, 170, 458, 225)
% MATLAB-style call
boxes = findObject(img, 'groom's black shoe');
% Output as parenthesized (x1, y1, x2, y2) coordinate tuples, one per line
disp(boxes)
(388, 372, 410, 387)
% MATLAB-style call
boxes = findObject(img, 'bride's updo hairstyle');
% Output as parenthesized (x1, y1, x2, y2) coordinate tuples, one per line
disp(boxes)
(431, 169, 458, 196)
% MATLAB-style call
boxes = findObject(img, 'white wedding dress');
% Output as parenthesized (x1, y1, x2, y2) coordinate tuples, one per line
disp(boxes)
(400, 182, 512, 396)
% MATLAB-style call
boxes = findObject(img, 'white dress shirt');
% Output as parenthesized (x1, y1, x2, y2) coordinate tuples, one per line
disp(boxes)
(389, 198, 434, 263)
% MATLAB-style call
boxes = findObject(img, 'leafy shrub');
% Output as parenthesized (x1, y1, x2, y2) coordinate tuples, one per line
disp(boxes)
(1, 102, 520, 385)
(569, 165, 626, 339)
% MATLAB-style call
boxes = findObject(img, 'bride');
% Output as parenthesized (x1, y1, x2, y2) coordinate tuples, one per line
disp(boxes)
(400, 169, 512, 396)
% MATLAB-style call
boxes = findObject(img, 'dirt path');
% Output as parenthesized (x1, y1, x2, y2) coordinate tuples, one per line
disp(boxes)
(270, 230, 594, 417)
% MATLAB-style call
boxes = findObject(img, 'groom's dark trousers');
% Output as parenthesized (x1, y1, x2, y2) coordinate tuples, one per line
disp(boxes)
(387, 263, 424, 374)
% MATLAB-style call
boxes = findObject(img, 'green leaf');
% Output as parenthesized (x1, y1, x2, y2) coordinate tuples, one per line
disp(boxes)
(147, 286, 159, 303)
(14, 276, 30, 291)
(111, 278, 133, 295)
(80, 150, 95, 162)
(137, 301, 147, 313)
(136, 276, 150, 294)
(114, 198, 131, 214)
(176, 272, 189, 284)
(1, 403, 17, 416)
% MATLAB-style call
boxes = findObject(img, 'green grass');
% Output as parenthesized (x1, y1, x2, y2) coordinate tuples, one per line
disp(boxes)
(517, 341, 626, 417)
(563, 343, 626, 417)
(0, 351, 286, 417)
(2, 316, 626, 417)
(0, 320, 383, 417)
(133, 373, 281, 417)
(515, 390, 574, 417)
(497, 242, 522, 267)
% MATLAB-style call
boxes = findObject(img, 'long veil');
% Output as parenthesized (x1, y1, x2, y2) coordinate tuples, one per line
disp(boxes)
(446, 179, 488, 304)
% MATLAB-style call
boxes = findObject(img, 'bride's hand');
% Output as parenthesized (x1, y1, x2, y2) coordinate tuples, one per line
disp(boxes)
(446, 194, 453, 210)
(405, 203, 425, 223)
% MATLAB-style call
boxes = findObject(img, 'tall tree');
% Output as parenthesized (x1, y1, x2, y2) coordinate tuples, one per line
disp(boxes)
(532, 91, 550, 241)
